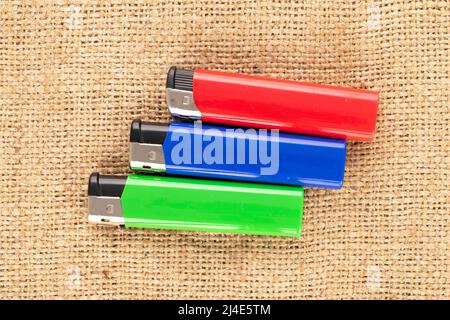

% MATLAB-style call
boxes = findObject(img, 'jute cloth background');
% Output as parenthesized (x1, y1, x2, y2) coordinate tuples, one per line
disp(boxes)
(0, 0, 448, 299)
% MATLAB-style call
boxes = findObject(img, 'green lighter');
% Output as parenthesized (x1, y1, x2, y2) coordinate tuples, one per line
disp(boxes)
(88, 173, 304, 237)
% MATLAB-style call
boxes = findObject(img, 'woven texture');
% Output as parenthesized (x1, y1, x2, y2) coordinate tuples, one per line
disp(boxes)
(0, 0, 448, 299)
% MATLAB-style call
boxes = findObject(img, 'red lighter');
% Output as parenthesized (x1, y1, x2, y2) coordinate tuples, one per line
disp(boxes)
(166, 67, 379, 141)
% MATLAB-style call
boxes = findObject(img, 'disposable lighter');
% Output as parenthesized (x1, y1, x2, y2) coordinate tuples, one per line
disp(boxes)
(166, 67, 379, 141)
(129, 119, 346, 189)
(88, 173, 304, 237)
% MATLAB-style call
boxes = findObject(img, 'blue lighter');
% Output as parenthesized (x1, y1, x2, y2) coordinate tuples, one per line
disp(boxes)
(129, 119, 346, 189)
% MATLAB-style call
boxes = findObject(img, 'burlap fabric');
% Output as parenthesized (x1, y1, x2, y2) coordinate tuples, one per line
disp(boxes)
(0, 0, 448, 299)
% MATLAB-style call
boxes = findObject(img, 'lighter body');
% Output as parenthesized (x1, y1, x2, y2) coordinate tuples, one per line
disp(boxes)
(130, 120, 347, 189)
(88, 173, 304, 237)
(166, 67, 379, 141)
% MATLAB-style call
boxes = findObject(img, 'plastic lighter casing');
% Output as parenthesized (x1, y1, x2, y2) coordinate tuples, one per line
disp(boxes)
(166, 67, 379, 141)
(88, 173, 304, 237)
(129, 119, 347, 189)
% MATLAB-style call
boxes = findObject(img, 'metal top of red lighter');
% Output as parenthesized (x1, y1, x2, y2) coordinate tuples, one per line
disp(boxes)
(166, 66, 379, 142)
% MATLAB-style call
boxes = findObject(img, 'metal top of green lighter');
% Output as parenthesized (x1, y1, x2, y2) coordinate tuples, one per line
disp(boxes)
(88, 173, 126, 226)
